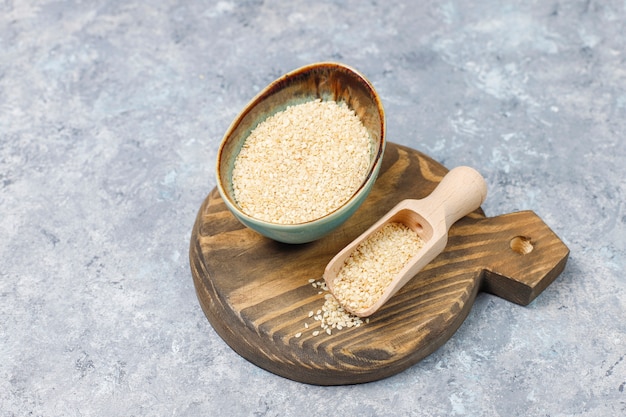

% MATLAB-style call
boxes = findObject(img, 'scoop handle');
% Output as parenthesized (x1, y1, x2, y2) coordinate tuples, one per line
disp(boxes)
(425, 166, 488, 229)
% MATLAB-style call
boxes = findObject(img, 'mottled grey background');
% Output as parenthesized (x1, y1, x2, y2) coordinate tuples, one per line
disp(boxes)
(1, 0, 624, 416)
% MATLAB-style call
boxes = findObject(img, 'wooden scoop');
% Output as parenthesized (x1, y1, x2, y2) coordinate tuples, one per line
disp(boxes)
(324, 166, 488, 317)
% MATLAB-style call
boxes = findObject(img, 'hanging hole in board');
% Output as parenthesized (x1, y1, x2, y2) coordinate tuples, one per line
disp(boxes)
(510, 236, 533, 255)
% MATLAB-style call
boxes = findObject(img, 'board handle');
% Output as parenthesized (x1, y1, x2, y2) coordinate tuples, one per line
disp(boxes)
(450, 211, 570, 306)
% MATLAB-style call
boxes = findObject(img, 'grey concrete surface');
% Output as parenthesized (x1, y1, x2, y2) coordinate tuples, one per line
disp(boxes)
(1, 1, 624, 416)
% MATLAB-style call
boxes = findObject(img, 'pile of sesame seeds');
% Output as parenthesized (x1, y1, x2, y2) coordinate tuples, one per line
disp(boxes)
(331, 222, 424, 312)
(231, 99, 372, 224)
(294, 278, 368, 339)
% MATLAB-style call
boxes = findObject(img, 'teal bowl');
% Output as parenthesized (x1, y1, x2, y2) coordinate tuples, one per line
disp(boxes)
(216, 62, 386, 244)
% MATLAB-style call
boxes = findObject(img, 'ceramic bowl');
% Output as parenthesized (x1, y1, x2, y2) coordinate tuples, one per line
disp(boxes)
(216, 62, 386, 244)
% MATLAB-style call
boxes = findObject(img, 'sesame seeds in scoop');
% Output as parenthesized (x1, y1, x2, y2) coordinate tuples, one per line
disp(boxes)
(331, 222, 424, 313)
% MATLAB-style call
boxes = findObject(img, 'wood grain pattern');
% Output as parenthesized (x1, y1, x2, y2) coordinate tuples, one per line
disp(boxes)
(189, 143, 569, 385)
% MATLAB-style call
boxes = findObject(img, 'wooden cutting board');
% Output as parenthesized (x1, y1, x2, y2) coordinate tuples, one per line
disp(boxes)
(189, 143, 569, 385)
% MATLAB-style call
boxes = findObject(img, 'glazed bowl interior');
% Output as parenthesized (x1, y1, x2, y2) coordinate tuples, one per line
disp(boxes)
(216, 62, 386, 244)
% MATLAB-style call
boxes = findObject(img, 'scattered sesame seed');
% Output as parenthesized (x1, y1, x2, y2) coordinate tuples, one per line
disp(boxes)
(294, 276, 367, 340)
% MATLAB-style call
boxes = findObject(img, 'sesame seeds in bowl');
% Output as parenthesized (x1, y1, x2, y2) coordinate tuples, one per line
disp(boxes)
(216, 62, 386, 244)
(231, 99, 372, 225)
